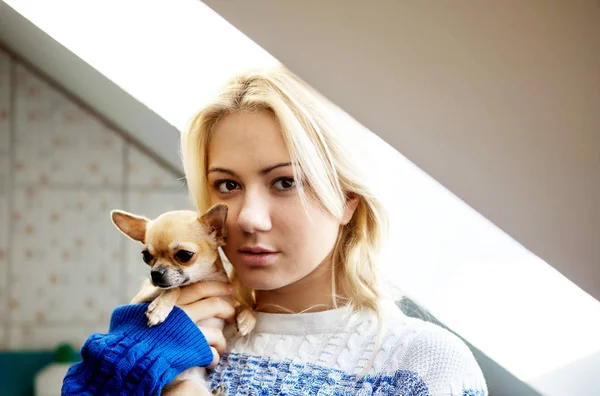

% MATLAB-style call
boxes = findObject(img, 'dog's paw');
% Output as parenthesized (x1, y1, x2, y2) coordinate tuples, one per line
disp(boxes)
(236, 309, 256, 336)
(211, 383, 228, 395)
(146, 299, 173, 327)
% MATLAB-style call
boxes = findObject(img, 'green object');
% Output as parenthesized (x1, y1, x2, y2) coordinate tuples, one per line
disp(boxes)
(54, 343, 76, 364)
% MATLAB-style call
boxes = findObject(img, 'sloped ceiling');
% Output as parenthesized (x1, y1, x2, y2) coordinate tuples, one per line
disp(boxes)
(0, 2, 183, 174)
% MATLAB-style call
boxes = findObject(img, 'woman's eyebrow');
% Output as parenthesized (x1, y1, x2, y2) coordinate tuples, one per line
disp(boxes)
(208, 162, 292, 177)
(207, 167, 237, 177)
(259, 162, 292, 175)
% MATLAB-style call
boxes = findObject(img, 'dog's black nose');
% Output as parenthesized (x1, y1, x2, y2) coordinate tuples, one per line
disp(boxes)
(151, 267, 167, 284)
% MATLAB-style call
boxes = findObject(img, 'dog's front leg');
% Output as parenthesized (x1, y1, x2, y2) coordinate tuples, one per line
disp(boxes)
(236, 306, 256, 337)
(146, 287, 180, 327)
(130, 278, 162, 304)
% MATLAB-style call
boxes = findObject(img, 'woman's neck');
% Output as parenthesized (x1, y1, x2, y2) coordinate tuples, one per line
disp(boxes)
(254, 258, 338, 314)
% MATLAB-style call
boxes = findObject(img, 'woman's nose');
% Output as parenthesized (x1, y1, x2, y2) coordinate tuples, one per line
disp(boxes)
(237, 190, 272, 234)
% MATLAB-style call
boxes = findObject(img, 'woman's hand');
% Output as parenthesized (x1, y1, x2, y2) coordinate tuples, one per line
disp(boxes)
(176, 281, 235, 368)
(162, 380, 212, 395)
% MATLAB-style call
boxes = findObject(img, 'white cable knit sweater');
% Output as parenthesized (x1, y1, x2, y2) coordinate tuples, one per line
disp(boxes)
(208, 301, 487, 395)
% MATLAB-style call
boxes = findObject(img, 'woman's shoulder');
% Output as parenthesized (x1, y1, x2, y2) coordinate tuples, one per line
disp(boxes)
(376, 301, 488, 395)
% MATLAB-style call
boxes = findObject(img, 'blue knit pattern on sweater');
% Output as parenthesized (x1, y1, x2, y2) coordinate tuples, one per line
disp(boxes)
(209, 352, 428, 395)
(209, 352, 487, 395)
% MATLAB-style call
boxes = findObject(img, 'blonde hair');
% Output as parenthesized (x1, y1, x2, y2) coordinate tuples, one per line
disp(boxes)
(181, 67, 388, 317)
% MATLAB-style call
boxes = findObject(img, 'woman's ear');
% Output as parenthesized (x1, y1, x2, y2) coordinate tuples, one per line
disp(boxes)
(341, 193, 360, 225)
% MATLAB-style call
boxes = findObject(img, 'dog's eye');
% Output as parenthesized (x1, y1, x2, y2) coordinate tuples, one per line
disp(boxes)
(142, 250, 153, 264)
(175, 250, 194, 263)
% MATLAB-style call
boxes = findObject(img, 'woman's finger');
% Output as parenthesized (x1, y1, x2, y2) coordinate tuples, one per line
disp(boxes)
(199, 326, 227, 355)
(162, 379, 212, 396)
(177, 281, 232, 305)
(179, 296, 236, 323)
(207, 347, 220, 369)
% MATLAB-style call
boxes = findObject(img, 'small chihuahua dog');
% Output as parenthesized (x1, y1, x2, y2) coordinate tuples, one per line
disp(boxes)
(110, 204, 255, 393)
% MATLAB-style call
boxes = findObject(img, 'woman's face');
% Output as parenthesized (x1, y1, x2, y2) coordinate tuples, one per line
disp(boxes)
(207, 110, 356, 292)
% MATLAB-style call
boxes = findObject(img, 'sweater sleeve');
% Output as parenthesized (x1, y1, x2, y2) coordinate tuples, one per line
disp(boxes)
(62, 303, 214, 396)
(400, 323, 488, 396)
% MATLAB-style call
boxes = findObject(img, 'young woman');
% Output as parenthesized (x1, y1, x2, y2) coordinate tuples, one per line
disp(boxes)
(62, 68, 487, 395)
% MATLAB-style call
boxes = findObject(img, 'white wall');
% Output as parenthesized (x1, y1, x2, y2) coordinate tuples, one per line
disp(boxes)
(203, 0, 600, 301)
(0, 49, 191, 350)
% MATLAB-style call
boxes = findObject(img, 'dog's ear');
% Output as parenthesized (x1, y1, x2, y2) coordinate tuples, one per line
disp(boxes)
(111, 210, 149, 243)
(198, 204, 228, 246)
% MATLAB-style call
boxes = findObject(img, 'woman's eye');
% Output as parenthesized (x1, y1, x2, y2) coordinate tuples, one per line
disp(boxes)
(141, 250, 153, 264)
(273, 177, 296, 191)
(175, 250, 194, 263)
(215, 180, 239, 194)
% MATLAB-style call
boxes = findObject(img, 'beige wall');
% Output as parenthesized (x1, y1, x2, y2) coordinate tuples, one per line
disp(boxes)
(0, 50, 191, 350)
(204, 0, 600, 300)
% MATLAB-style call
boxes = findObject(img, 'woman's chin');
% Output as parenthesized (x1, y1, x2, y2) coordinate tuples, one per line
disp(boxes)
(236, 270, 287, 291)
(240, 278, 282, 291)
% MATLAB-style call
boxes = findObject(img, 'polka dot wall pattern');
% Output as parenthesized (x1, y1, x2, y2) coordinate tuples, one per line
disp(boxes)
(0, 50, 10, 153)
(0, 51, 12, 349)
(0, 49, 192, 350)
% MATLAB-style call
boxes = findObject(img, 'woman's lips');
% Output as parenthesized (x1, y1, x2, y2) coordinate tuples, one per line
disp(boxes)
(238, 248, 279, 266)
